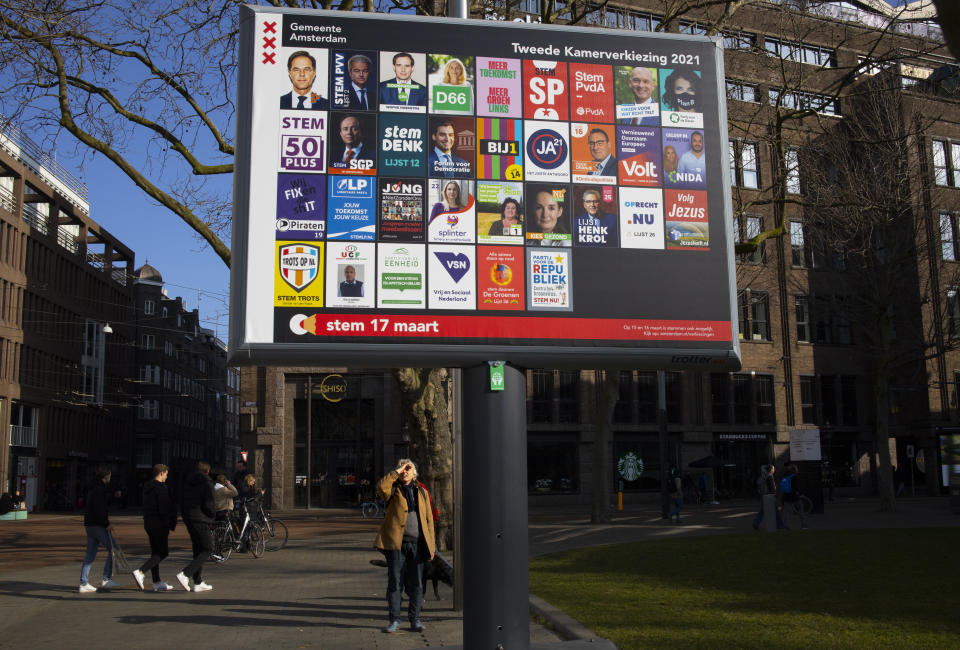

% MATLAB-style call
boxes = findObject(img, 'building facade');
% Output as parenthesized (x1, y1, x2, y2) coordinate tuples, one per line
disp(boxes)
(239, 1, 960, 508)
(132, 263, 240, 496)
(0, 122, 136, 511)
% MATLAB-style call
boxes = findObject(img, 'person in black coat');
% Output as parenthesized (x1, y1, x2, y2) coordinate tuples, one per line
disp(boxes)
(175, 461, 217, 592)
(79, 467, 121, 592)
(131, 464, 177, 591)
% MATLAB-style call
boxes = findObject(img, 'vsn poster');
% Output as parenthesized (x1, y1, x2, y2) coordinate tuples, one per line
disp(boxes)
(428, 244, 476, 310)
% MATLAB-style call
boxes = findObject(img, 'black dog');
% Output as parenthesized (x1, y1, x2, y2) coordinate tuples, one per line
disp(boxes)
(370, 551, 453, 600)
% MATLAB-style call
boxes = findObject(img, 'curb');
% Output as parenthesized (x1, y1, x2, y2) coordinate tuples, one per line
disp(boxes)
(529, 594, 619, 649)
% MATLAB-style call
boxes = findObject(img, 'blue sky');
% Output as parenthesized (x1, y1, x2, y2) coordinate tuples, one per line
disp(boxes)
(78, 153, 232, 340)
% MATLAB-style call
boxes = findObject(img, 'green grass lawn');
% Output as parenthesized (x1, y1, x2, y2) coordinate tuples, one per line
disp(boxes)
(529, 528, 960, 649)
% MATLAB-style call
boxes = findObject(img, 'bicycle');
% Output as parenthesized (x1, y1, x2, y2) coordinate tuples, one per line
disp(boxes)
(781, 491, 812, 529)
(213, 503, 265, 562)
(249, 499, 288, 551)
(361, 497, 384, 518)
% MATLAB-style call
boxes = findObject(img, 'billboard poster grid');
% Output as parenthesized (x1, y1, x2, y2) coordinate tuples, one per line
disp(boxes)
(232, 8, 740, 370)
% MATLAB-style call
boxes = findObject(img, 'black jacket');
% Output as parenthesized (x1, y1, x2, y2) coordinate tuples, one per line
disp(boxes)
(84, 482, 110, 528)
(142, 479, 176, 531)
(181, 471, 216, 524)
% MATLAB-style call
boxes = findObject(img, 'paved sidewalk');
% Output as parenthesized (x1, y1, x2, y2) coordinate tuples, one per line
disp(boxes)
(0, 496, 955, 649)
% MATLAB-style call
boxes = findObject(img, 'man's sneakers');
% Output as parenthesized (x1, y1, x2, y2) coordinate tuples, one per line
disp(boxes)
(411, 620, 425, 633)
(131, 569, 145, 591)
(175, 572, 191, 592)
(383, 620, 401, 633)
(192, 582, 213, 592)
(100, 578, 120, 589)
(152, 581, 175, 592)
(78, 583, 97, 593)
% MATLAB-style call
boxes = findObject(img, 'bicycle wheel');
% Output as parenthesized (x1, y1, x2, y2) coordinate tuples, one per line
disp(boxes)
(264, 518, 288, 551)
(214, 525, 233, 563)
(798, 495, 813, 516)
(249, 523, 266, 558)
(362, 502, 376, 518)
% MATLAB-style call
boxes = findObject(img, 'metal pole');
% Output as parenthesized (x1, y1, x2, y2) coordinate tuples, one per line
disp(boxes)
(658, 370, 669, 519)
(463, 363, 529, 650)
(448, 0, 468, 19)
(452, 367, 464, 611)
(306, 375, 312, 509)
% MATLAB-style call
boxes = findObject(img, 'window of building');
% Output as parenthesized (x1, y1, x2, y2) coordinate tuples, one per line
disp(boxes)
(741, 142, 759, 188)
(528, 434, 579, 494)
(821, 375, 838, 424)
(841, 376, 858, 424)
(794, 294, 810, 342)
(161, 306, 168, 318)
(785, 148, 801, 194)
(557, 370, 581, 423)
(144, 299, 155, 316)
(735, 214, 764, 264)
(769, 88, 840, 115)
(800, 375, 817, 423)
(636, 372, 656, 423)
(933, 139, 960, 187)
(756, 375, 774, 424)
(941, 211, 957, 260)
(948, 288, 960, 339)
(136, 439, 152, 468)
(141, 334, 155, 349)
(138, 399, 159, 420)
(530, 369, 552, 423)
(588, 7, 660, 31)
(790, 221, 806, 267)
(738, 289, 771, 340)
(726, 80, 759, 103)
(815, 295, 834, 343)
(726, 373, 778, 426)
(722, 30, 755, 50)
(711, 373, 730, 424)
(764, 38, 836, 67)
(614, 371, 634, 424)
(139, 365, 160, 384)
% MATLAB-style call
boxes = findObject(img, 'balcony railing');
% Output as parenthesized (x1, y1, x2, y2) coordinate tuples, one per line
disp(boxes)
(10, 424, 37, 448)
(22, 202, 49, 235)
(57, 225, 80, 255)
(0, 184, 14, 214)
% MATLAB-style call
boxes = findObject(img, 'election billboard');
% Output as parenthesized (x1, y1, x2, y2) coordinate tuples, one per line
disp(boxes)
(231, 8, 741, 369)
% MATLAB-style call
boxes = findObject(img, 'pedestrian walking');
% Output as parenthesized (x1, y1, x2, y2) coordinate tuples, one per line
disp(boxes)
(668, 467, 683, 523)
(375, 458, 436, 634)
(78, 468, 121, 592)
(132, 464, 178, 591)
(752, 464, 785, 530)
(778, 463, 806, 530)
(175, 461, 216, 592)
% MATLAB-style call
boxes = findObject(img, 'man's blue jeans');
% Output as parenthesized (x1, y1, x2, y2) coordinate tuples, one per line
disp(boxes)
(384, 541, 423, 624)
(80, 525, 113, 585)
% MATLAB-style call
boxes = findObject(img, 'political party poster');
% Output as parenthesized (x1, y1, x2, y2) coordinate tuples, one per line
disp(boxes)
(617, 126, 661, 187)
(326, 175, 376, 240)
(525, 182, 572, 247)
(276, 47, 329, 111)
(665, 189, 709, 250)
(523, 60, 569, 121)
(275, 241, 323, 308)
(614, 66, 660, 126)
(569, 63, 614, 123)
(477, 246, 524, 311)
(330, 49, 378, 111)
(476, 181, 524, 246)
(619, 187, 664, 249)
(377, 243, 426, 308)
(571, 184, 619, 248)
(662, 128, 707, 189)
(378, 113, 426, 177)
(276, 173, 326, 240)
(327, 111, 377, 176)
(428, 54, 475, 115)
(278, 111, 328, 173)
(476, 56, 522, 118)
(428, 244, 476, 309)
(378, 51, 428, 113)
(526, 248, 572, 311)
(427, 115, 475, 179)
(570, 123, 617, 185)
(660, 68, 704, 129)
(379, 177, 425, 242)
(476, 118, 524, 181)
(427, 179, 476, 244)
(524, 120, 570, 182)
(325, 241, 376, 308)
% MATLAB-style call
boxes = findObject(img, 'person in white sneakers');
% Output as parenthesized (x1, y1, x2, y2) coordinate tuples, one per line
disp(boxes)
(132, 464, 178, 591)
(79, 467, 121, 592)
(175, 461, 216, 592)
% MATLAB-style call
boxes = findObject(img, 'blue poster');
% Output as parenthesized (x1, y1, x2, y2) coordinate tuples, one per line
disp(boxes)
(326, 176, 376, 240)
(275, 173, 326, 240)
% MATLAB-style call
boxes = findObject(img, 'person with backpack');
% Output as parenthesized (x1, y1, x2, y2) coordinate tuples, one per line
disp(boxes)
(777, 464, 806, 530)
(375, 458, 436, 634)
(753, 464, 784, 530)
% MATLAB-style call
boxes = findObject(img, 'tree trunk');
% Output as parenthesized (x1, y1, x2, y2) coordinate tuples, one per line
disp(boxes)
(591, 370, 618, 524)
(392, 368, 454, 549)
(873, 368, 896, 512)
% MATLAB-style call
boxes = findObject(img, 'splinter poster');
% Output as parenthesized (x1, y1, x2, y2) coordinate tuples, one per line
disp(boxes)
(232, 7, 741, 370)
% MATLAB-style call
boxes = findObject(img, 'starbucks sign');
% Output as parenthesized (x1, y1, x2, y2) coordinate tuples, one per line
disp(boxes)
(617, 452, 643, 482)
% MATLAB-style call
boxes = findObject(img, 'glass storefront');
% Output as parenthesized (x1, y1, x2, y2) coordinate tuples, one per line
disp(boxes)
(293, 375, 376, 508)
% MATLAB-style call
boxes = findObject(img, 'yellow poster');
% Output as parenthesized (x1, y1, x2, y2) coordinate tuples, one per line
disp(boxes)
(275, 241, 324, 307)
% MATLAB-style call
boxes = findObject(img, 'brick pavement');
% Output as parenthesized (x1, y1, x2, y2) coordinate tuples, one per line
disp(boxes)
(0, 496, 956, 649)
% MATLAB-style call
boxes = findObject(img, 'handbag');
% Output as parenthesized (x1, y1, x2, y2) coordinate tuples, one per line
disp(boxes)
(108, 532, 133, 573)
